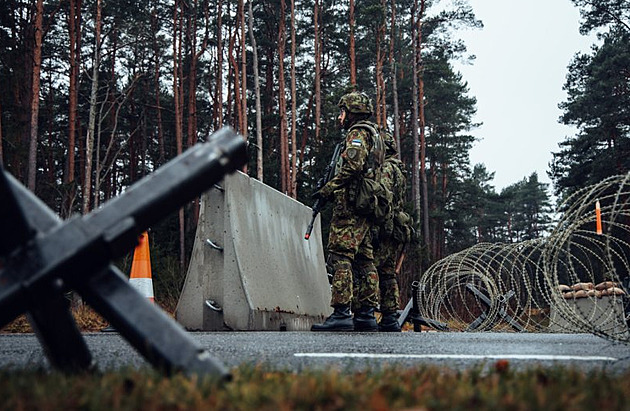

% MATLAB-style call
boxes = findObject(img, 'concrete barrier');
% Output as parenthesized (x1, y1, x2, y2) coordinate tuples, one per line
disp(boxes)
(176, 171, 332, 331)
(549, 296, 629, 337)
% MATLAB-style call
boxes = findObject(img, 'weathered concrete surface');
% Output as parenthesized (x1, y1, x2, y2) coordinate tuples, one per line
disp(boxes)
(549, 296, 629, 337)
(176, 171, 331, 331)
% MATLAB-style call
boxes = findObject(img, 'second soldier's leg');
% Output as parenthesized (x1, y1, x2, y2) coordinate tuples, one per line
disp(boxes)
(378, 239, 402, 332)
(352, 225, 378, 332)
(353, 256, 379, 332)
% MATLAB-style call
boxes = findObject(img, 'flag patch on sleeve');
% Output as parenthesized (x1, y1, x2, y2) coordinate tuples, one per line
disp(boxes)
(351, 139, 362, 147)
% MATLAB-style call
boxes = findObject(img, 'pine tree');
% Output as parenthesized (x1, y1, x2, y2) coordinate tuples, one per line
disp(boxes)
(551, 29, 630, 199)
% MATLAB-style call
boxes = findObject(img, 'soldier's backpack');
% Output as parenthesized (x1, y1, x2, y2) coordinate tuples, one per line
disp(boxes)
(379, 156, 408, 239)
(349, 121, 392, 224)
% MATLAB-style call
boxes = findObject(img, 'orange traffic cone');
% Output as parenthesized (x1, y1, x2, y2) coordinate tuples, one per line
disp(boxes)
(129, 231, 154, 302)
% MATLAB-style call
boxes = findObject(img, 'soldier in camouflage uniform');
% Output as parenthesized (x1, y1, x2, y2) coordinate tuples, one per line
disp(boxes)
(374, 132, 408, 332)
(311, 91, 384, 332)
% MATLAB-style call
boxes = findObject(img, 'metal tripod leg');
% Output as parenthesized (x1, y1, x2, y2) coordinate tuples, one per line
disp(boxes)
(27, 287, 94, 372)
(398, 281, 448, 331)
(465, 284, 524, 332)
(1, 168, 93, 372)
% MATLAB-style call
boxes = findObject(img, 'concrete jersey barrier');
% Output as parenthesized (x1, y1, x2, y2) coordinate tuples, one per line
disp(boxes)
(176, 171, 332, 330)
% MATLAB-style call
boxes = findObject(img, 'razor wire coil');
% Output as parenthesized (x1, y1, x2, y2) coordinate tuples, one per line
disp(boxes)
(416, 173, 630, 344)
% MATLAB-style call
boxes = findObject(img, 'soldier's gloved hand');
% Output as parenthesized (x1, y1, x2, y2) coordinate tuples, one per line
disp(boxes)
(313, 184, 332, 201)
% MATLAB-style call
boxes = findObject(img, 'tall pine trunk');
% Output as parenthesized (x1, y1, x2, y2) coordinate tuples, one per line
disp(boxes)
(411, 1, 420, 223)
(289, 0, 298, 198)
(151, 9, 165, 166)
(278, 0, 289, 195)
(313, 0, 321, 142)
(64, 0, 81, 217)
(215, 0, 224, 128)
(27, 0, 44, 191)
(349, 0, 356, 86)
(248, 1, 263, 182)
(375, 1, 386, 127)
(239, 0, 248, 155)
(173, 0, 186, 273)
(228, 19, 242, 137)
(83, 0, 102, 214)
(186, 0, 210, 228)
(417, 2, 430, 257)
(187, 1, 199, 150)
(389, 0, 401, 155)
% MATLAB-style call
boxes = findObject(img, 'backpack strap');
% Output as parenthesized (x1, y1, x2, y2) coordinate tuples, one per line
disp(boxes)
(348, 121, 385, 171)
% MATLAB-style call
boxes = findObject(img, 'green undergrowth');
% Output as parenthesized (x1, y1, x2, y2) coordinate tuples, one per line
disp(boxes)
(1, 363, 629, 410)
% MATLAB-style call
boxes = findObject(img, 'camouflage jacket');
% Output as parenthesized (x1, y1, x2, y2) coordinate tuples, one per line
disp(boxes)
(318, 121, 382, 198)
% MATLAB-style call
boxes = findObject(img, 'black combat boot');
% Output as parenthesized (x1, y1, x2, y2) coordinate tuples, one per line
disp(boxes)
(353, 306, 378, 332)
(311, 305, 354, 331)
(378, 311, 401, 332)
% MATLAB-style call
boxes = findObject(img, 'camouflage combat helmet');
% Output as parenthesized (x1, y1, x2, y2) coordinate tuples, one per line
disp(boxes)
(338, 92, 374, 115)
(382, 131, 397, 154)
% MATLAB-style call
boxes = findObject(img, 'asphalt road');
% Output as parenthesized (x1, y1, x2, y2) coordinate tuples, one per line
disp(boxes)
(1, 331, 630, 374)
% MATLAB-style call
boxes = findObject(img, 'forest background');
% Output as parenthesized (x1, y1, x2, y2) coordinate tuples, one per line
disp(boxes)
(1, 0, 628, 307)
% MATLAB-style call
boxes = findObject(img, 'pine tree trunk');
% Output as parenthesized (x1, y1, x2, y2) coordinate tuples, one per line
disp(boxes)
(173, 0, 186, 273)
(191, 0, 211, 226)
(411, 0, 421, 222)
(389, 0, 401, 155)
(289, 0, 298, 198)
(27, 0, 44, 191)
(349, 0, 356, 86)
(187, 2, 199, 149)
(278, 0, 289, 195)
(186, 1, 199, 228)
(226, 34, 234, 125)
(226, 0, 236, 126)
(299, 90, 314, 168)
(83, 0, 102, 215)
(215, 0, 224, 128)
(375, 3, 386, 127)
(239, 0, 248, 149)
(314, 0, 321, 142)
(65, 0, 80, 215)
(417, 2, 430, 257)
(45, 69, 54, 185)
(228, 29, 242, 135)
(93, 24, 120, 210)
(151, 9, 165, 166)
(248, 1, 264, 182)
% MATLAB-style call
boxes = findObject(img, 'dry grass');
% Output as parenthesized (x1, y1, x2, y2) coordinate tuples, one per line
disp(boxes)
(1, 300, 177, 334)
(1, 305, 109, 334)
(1, 364, 629, 410)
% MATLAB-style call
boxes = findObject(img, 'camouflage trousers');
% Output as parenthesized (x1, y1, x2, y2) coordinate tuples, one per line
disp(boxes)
(327, 190, 378, 308)
(374, 235, 404, 313)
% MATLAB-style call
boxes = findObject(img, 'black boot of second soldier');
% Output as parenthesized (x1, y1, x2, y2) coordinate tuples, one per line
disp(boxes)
(311, 305, 354, 331)
(378, 311, 402, 332)
(353, 306, 378, 332)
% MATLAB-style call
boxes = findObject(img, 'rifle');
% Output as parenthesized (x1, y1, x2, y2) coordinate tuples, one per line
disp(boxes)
(304, 141, 344, 240)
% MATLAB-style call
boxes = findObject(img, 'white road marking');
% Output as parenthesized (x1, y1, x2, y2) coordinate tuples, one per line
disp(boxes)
(294, 353, 617, 361)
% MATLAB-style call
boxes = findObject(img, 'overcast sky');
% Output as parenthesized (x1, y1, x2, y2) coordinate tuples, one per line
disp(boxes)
(450, 0, 599, 191)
